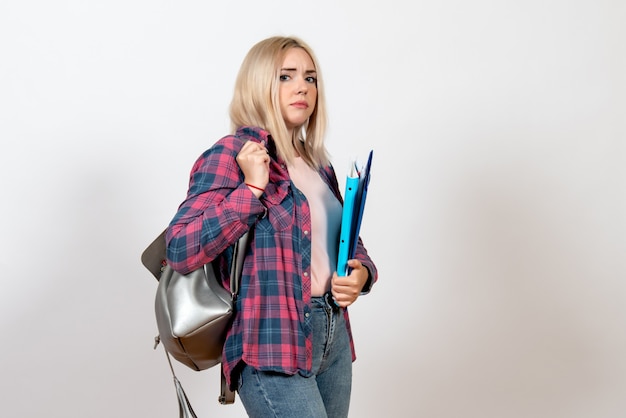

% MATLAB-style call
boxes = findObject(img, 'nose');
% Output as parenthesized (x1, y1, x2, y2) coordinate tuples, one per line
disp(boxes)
(296, 77, 308, 95)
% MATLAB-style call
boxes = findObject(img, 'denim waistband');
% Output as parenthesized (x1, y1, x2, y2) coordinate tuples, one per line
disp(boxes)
(311, 291, 341, 313)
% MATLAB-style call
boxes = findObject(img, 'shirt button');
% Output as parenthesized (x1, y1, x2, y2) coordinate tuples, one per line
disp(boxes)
(303, 272, 308, 277)
(305, 312, 310, 318)
(304, 230, 309, 235)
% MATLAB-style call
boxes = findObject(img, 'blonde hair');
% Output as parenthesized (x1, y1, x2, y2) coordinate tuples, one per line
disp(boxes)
(229, 36, 329, 168)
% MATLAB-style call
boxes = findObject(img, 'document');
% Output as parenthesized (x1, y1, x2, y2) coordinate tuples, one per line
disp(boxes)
(336, 150, 373, 276)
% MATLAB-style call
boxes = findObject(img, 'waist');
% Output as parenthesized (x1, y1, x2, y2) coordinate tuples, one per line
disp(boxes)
(311, 291, 342, 313)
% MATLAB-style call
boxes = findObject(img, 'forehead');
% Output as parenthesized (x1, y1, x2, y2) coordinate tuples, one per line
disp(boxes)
(281, 47, 315, 70)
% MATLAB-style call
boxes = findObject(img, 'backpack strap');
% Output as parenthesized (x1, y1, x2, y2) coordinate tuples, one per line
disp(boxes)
(219, 363, 236, 405)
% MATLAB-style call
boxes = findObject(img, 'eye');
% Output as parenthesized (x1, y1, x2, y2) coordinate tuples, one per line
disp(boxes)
(305, 76, 317, 84)
(279, 74, 290, 81)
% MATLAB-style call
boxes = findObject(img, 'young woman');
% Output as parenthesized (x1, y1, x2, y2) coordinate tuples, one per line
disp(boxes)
(166, 36, 378, 418)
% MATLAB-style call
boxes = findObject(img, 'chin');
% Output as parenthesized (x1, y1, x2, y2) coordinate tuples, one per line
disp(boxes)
(286, 121, 308, 132)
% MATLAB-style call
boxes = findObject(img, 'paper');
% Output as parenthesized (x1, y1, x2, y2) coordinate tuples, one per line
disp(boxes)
(336, 150, 373, 276)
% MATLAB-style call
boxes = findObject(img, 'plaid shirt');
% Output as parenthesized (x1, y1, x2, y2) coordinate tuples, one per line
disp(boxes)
(166, 126, 377, 388)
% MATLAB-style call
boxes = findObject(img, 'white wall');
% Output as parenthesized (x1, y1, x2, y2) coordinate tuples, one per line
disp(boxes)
(1, 1, 625, 417)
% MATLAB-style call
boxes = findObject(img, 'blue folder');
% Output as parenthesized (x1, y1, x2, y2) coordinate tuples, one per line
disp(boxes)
(336, 150, 373, 276)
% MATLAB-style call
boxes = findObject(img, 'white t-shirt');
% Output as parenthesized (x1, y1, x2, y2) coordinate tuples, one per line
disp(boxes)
(288, 157, 342, 296)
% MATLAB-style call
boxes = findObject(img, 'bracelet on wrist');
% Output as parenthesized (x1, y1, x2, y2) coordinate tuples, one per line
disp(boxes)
(245, 183, 265, 192)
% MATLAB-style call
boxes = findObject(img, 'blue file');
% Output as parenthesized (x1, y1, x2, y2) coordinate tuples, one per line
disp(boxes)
(336, 150, 373, 276)
(337, 164, 359, 276)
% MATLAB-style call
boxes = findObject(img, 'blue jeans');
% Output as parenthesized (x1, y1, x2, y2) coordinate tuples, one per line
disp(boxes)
(237, 294, 353, 417)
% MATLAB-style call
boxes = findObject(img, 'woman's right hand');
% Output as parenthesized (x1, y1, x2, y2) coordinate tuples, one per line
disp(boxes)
(236, 141, 270, 197)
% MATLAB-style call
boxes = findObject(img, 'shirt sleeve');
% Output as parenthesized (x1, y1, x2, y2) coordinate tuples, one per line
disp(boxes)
(353, 237, 377, 294)
(165, 138, 266, 274)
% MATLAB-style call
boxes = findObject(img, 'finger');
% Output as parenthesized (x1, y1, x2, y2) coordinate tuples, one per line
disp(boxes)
(250, 142, 268, 154)
(331, 290, 348, 307)
(248, 146, 268, 157)
(240, 141, 267, 156)
(347, 259, 363, 269)
(241, 141, 259, 153)
(332, 291, 355, 308)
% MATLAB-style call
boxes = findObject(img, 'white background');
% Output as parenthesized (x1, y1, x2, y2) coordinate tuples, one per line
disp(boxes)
(1, 1, 625, 417)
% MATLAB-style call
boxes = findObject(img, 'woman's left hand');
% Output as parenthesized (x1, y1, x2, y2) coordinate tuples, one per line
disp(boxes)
(331, 259, 369, 308)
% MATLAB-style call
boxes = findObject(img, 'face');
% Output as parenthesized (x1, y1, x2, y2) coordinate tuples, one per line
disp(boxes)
(278, 47, 317, 136)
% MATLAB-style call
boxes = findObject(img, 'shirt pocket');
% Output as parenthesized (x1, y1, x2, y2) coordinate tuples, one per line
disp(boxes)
(259, 181, 293, 232)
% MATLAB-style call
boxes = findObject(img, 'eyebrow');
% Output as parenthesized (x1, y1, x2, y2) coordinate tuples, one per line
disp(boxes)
(280, 68, 317, 73)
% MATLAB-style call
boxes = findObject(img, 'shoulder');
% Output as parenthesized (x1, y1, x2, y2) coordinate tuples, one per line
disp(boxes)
(198, 126, 271, 159)
(188, 126, 272, 175)
(235, 126, 272, 144)
(200, 134, 241, 159)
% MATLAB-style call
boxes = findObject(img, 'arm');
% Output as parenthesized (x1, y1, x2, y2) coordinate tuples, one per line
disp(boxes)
(166, 139, 267, 274)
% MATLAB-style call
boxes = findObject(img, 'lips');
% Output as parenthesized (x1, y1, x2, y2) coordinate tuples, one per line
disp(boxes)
(291, 101, 309, 109)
